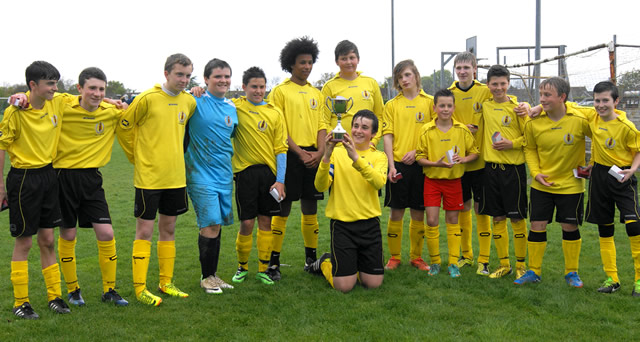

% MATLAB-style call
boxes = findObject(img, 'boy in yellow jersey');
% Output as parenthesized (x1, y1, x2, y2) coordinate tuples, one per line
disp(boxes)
(448, 52, 492, 269)
(52, 68, 128, 307)
(477, 65, 528, 279)
(117, 54, 196, 305)
(515, 77, 590, 287)
(416, 89, 479, 278)
(267, 37, 326, 280)
(0, 61, 71, 319)
(307, 110, 387, 293)
(321, 40, 384, 145)
(382, 60, 435, 272)
(583, 81, 640, 296)
(231, 67, 288, 286)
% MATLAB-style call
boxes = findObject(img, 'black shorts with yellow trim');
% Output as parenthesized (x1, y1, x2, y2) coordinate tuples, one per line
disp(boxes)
(529, 188, 583, 225)
(330, 217, 384, 277)
(234, 165, 281, 220)
(57, 168, 112, 229)
(384, 161, 424, 210)
(7, 164, 62, 237)
(285, 147, 324, 202)
(478, 163, 527, 219)
(135, 187, 188, 220)
(461, 168, 485, 203)
(586, 162, 640, 224)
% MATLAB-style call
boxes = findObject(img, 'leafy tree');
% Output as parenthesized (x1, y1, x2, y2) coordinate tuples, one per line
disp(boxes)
(57, 78, 79, 95)
(313, 72, 335, 88)
(420, 70, 454, 95)
(618, 69, 640, 91)
(188, 76, 200, 90)
(106, 80, 130, 98)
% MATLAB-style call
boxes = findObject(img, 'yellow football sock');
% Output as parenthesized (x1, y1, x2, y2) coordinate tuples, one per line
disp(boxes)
(157, 240, 176, 286)
(302, 214, 319, 249)
(11, 261, 29, 307)
(58, 236, 78, 293)
(629, 235, 640, 281)
(512, 219, 528, 268)
(42, 263, 62, 302)
(459, 210, 473, 259)
(426, 225, 441, 265)
(257, 229, 273, 273)
(271, 216, 288, 253)
(386, 219, 403, 259)
(474, 214, 491, 260)
(493, 220, 510, 267)
(132, 239, 151, 296)
(409, 219, 425, 261)
(446, 223, 461, 265)
(477, 217, 492, 264)
(97, 239, 117, 293)
(598, 236, 618, 282)
(563, 238, 582, 275)
(528, 230, 547, 276)
(320, 258, 334, 288)
(236, 233, 253, 271)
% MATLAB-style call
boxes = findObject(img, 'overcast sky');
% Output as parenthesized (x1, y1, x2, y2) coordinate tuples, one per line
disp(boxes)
(2, 0, 638, 92)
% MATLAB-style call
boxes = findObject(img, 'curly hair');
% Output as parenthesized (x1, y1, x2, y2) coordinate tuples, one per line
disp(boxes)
(279, 36, 319, 73)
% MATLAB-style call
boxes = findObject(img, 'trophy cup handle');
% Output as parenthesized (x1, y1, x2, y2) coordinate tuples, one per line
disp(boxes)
(345, 97, 354, 113)
(325, 96, 334, 113)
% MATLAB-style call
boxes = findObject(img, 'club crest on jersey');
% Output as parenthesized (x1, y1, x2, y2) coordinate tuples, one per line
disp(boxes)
(563, 133, 575, 145)
(501, 115, 512, 126)
(121, 119, 130, 128)
(95, 121, 105, 135)
(605, 137, 616, 149)
(225, 116, 233, 127)
(51, 114, 59, 127)
(310, 98, 318, 109)
(258, 120, 268, 132)
(178, 111, 187, 124)
(416, 112, 425, 122)
(452, 145, 460, 154)
(362, 90, 371, 100)
(473, 102, 483, 113)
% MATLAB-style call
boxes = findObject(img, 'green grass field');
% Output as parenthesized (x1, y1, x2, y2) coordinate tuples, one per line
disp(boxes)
(2, 143, 640, 341)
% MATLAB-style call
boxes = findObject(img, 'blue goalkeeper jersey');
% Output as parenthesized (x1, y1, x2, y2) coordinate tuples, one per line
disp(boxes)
(185, 90, 238, 188)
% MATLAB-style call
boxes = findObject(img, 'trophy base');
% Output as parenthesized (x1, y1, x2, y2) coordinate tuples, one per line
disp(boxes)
(331, 132, 345, 142)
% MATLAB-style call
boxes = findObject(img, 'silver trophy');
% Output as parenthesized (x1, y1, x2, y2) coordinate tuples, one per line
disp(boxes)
(325, 96, 354, 141)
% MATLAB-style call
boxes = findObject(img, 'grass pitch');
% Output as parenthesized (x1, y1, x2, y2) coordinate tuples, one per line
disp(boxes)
(1, 144, 640, 341)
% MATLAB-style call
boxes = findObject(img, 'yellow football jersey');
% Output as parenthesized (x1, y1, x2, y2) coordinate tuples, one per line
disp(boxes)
(481, 96, 527, 165)
(54, 96, 122, 168)
(231, 97, 288, 175)
(0, 92, 72, 168)
(116, 84, 196, 189)
(449, 80, 491, 171)
(321, 72, 384, 145)
(416, 118, 479, 180)
(523, 108, 591, 194)
(315, 146, 387, 222)
(267, 78, 326, 148)
(382, 90, 435, 162)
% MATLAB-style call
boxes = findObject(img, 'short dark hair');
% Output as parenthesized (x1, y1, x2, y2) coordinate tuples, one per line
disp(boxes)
(204, 58, 232, 79)
(164, 53, 192, 73)
(487, 65, 510, 83)
(393, 59, 421, 92)
(334, 40, 359, 62)
(352, 109, 378, 135)
(25, 61, 60, 90)
(593, 81, 619, 101)
(540, 77, 570, 101)
(279, 36, 319, 73)
(433, 88, 455, 105)
(78, 67, 107, 87)
(242, 66, 266, 86)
